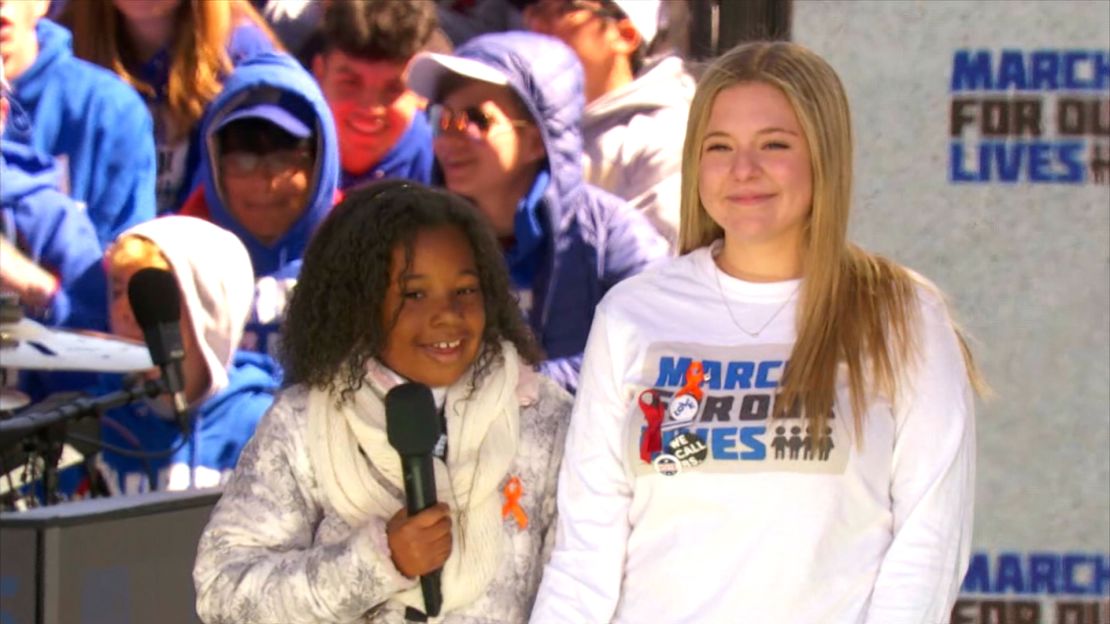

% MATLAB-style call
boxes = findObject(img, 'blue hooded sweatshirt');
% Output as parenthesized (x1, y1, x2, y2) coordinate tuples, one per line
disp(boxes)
(178, 52, 338, 359)
(0, 140, 106, 331)
(6, 19, 156, 248)
(433, 33, 669, 392)
(339, 113, 435, 190)
(97, 351, 279, 495)
(194, 52, 339, 279)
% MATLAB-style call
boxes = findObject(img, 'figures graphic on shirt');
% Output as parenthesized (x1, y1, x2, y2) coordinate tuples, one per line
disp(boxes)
(787, 426, 804, 459)
(766, 424, 835, 462)
(818, 427, 835, 460)
(771, 426, 788, 460)
(802, 427, 815, 460)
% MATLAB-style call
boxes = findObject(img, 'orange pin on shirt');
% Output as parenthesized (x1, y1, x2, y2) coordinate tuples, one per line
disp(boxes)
(501, 476, 528, 530)
(675, 361, 706, 401)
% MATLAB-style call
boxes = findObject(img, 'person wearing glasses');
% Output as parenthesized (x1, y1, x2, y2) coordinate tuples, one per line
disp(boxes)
(312, 0, 440, 191)
(179, 51, 339, 360)
(523, 0, 695, 250)
(406, 31, 668, 393)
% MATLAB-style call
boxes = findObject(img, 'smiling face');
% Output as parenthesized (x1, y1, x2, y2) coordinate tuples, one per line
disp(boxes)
(314, 50, 419, 175)
(379, 225, 487, 387)
(432, 80, 545, 236)
(217, 119, 315, 246)
(697, 82, 813, 260)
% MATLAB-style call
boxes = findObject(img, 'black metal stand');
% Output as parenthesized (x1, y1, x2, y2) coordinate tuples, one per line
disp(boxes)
(0, 380, 163, 451)
(0, 380, 165, 507)
(38, 423, 65, 506)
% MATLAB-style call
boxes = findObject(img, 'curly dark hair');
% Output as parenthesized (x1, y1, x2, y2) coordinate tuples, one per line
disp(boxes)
(321, 0, 438, 62)
(280, 180, 542, 402)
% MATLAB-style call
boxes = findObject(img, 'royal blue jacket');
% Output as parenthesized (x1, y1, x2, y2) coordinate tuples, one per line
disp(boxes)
(98, 351, 280, 494)
(6, 19, 156, 247)
(441, 33, 669, 392)
(0, 140, 106, 331)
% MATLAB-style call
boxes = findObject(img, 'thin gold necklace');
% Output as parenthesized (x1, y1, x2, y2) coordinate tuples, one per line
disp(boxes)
(712, 257, 800, 338)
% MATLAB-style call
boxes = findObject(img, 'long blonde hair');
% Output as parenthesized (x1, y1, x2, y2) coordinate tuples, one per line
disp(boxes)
(62, 0, 278, 142)
(679, 42, 982, 438)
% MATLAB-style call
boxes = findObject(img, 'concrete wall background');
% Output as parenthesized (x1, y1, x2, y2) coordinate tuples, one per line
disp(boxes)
(794, 6, 1105, 612)
(793, 2, 1109, 608)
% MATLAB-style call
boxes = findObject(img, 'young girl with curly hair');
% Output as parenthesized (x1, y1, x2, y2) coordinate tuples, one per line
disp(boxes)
(194, 180, 573, 623)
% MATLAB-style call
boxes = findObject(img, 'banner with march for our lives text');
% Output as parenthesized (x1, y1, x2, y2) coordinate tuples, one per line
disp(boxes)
(954, 551, 1109, 623)
(794, 2, 1109, 623)
(949, 49, 1109, 184)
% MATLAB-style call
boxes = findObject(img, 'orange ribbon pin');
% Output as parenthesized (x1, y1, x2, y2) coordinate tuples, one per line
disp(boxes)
(501, 476, 528, 530)
(676, 361, 706, 401)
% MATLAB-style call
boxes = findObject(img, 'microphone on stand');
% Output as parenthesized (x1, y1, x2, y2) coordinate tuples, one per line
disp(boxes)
(126, 267, 189, 434)
(385, 382, 443, 618)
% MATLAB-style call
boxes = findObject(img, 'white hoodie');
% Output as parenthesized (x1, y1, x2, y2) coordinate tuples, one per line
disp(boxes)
(581, 55, 696, 249)
(122, 216, 255, 403)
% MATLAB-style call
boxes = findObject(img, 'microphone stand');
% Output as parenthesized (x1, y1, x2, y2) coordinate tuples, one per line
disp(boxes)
(0, 379, 164, 506)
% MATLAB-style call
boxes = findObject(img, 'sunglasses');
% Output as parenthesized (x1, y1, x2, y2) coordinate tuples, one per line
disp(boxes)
(221, 149, 313, 177)
(427, 104, 530, 140)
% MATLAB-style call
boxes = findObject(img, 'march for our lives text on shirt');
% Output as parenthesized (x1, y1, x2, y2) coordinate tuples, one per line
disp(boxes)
(623, 341, 849, 478)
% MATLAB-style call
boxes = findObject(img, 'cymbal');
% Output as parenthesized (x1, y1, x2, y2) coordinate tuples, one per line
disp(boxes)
(0, 388, 30, 412)
(0, 318, 153, 372)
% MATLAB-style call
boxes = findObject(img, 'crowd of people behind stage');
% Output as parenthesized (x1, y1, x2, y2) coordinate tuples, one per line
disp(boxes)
(1, 0, 684, 491)
(1, 1, 980, 622)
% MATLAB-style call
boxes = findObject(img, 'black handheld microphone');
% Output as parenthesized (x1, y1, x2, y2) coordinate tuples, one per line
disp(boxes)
(385, 382, 443, 618)
(127, 267, 189, 432)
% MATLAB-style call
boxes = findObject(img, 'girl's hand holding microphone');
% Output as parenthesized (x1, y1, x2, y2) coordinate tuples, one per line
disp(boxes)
(386, 502, 452, 578)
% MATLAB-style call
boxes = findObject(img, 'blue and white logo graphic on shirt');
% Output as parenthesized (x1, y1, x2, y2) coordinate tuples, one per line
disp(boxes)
(624, 342, 850, 477)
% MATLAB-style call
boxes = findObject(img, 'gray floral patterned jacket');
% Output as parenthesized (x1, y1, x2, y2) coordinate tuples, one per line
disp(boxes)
(193, 378, 572, 624)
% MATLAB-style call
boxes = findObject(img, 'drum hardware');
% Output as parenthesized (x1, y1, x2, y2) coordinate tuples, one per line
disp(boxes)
(0, 295, 156, 508)
(0, 317, 152, 373)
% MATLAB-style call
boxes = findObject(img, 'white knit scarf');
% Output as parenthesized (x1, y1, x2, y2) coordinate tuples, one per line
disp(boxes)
(306, 343, 523, 615)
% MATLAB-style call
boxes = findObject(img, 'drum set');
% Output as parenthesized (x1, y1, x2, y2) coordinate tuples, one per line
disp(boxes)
(0, 295, 153, 508)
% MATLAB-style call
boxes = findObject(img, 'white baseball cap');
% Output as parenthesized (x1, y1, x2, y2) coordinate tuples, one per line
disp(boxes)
(612, 0, 663, 47)
(405, 52, 511, 101)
